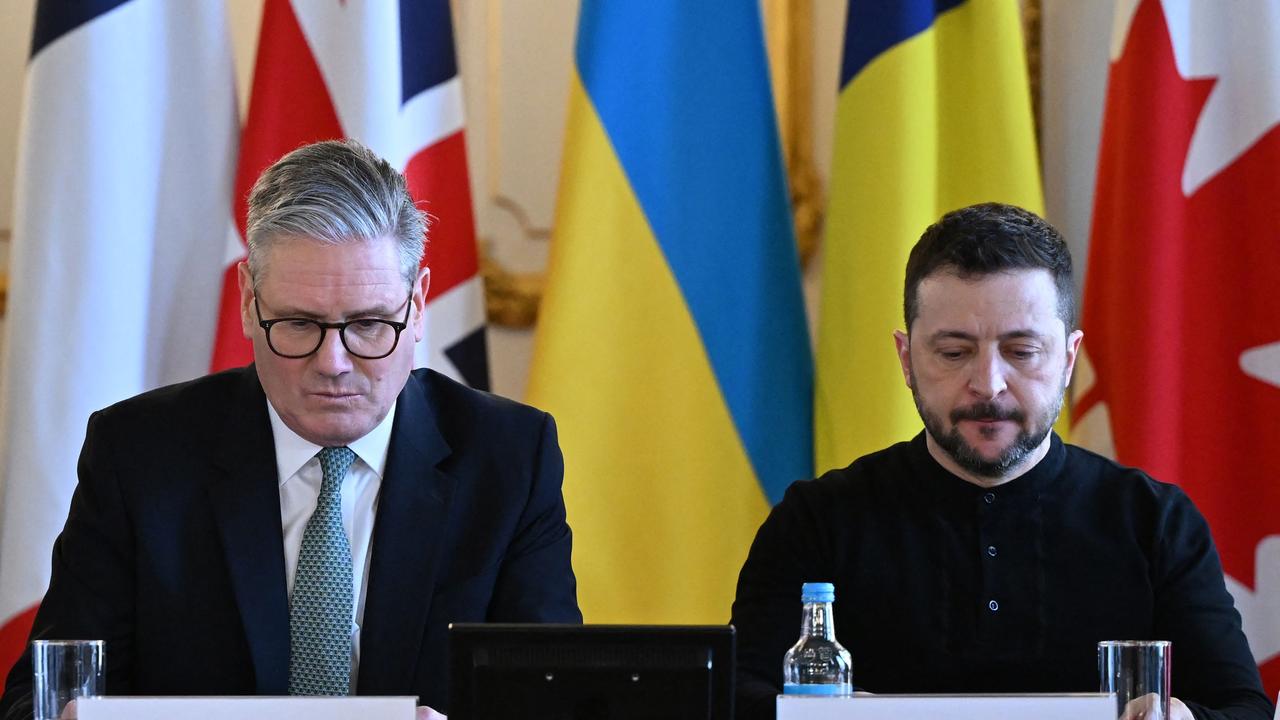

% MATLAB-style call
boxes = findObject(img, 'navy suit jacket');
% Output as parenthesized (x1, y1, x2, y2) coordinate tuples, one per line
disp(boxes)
(0, 366, 581, 717)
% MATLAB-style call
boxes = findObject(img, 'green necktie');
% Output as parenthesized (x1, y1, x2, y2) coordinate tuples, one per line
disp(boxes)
(287, 446, 356, 695)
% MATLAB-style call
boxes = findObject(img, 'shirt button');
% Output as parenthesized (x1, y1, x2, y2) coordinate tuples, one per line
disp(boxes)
(988, 600, 1000, 611)
(983, 492, 995, 504)
(987, 545, 998, 557)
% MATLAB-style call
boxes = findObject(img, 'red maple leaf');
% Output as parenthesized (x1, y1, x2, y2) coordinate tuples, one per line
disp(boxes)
(1077, 0, 1280, 690)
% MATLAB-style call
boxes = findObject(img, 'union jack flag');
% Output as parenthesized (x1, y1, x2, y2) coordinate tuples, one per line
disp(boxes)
(211, 0, 489, 389)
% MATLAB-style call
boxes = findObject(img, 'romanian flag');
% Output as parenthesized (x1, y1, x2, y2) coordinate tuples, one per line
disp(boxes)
(527, 1, 812, 623)
(814, 0, 1044, 474)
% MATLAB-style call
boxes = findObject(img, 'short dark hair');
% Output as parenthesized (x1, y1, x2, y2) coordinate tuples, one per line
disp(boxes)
(903, 202, 1076, 332)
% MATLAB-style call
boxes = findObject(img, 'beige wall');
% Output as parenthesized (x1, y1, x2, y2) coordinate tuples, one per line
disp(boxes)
(0, 0, 35, 272)
(1040, 0, 1112, 284)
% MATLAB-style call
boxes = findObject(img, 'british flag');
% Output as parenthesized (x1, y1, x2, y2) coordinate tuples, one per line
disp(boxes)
(211, 0, 490, 389)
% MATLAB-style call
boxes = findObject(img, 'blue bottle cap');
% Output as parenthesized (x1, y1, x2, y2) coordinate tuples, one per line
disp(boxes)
(801, 582, 835, 602)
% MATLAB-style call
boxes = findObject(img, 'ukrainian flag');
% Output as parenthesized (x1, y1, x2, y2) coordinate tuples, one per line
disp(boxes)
(527, 1, 812, 623)
(814, 0, 1045, 474)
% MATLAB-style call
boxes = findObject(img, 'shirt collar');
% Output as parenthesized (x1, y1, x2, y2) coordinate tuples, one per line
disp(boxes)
(266, 399, 398, 485)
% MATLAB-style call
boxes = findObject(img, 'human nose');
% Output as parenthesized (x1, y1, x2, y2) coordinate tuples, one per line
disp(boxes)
(967, 347, 1008, 399)
(309, 327, 354, 376)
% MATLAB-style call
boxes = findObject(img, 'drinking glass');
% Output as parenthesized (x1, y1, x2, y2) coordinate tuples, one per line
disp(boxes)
(31, 640, 104, 720)
(1098, 640, 1170, 720)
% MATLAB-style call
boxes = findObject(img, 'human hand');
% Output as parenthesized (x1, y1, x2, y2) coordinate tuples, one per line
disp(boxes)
(415, 705, 447, 720)
(1117, 693, 1192, 720)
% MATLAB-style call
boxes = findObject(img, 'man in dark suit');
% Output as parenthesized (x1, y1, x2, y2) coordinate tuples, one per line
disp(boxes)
(0, 139, 580, 719)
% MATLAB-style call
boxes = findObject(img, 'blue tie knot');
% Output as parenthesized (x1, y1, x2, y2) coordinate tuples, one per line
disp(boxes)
(318, 446, 356, 491)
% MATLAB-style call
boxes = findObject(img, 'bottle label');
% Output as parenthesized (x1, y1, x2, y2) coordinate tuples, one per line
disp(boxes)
(783, 683, 849, 696)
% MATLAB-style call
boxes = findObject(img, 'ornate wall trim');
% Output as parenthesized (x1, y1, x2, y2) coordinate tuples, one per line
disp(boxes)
(482, 194, 550, 327)
(763, 0, 822, 265)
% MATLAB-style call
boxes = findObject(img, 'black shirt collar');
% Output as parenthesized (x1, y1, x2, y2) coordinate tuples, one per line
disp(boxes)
(907, 431, 1067, 502)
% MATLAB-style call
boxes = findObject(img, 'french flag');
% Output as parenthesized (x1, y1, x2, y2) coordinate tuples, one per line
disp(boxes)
(0, 0, 238, 679)
(210, 0, 490, 389)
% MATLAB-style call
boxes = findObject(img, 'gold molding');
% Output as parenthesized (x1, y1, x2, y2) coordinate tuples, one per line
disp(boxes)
(764, 0, 823, 265)
(480, 1, 820, 328)
(478, 0, 550, 329)
(489, 193, 552, 243)
(481, 252, 544, 327)
(479, 193, 550, 326)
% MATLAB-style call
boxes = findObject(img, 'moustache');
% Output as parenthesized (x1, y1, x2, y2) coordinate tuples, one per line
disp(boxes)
(951, 402, 1025, 424)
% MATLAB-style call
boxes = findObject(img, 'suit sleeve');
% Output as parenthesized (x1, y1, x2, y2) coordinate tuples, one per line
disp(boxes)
(487, 412, 582, 623)
(1153, 489, 1273, 720)
(0, 411, 137, 720)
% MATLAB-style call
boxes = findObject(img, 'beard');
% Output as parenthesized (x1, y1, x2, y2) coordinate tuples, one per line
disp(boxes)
(911, 375, 1066, 479)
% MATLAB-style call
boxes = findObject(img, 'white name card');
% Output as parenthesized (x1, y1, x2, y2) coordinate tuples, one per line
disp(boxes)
(77, 695, 417, 720)
(777, 693, 1115, 720)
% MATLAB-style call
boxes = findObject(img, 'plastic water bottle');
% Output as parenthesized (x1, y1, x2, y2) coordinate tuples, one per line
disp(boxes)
(782, 582, 852, 696)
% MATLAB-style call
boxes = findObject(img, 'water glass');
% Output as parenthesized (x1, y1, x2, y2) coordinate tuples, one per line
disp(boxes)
(1098, 640, 1170, 720)
(32, 640, 104, 720)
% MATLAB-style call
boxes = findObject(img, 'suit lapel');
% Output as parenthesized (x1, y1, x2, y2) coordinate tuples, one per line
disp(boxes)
(357, 371, 454, 693)
(206, 367, 290, 694)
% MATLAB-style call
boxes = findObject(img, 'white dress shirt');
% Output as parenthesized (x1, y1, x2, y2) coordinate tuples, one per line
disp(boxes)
(267, 400, 396, 693)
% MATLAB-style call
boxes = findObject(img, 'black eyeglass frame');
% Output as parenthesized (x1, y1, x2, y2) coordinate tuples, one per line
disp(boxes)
(254, 293, 413, 360)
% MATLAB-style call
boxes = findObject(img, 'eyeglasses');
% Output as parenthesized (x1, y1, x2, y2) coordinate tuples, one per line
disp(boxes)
(254, 294, 413, 360)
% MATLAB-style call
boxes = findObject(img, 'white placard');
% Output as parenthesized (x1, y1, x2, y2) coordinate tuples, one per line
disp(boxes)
(777, 693, 1115, 720)
(76, 695, 417, 720)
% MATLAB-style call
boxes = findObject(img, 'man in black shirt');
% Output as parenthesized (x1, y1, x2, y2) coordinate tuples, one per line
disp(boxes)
(732, 203, 1272, 720)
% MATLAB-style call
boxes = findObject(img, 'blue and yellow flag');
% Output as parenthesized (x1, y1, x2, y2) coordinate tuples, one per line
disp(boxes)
(527, 1, 812, 623)
(814, 0, 1045, 474)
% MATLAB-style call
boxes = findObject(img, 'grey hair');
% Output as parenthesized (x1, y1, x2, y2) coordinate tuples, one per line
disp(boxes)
(245, 139, 427, 285)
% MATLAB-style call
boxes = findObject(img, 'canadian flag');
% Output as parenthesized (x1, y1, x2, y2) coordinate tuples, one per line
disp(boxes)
(1072, 0, 1280, 692)
(210, 0, 489, 389)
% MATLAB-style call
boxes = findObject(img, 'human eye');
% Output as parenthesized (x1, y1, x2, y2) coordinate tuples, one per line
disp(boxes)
(1004, 345, 1042, 362)
(281, 319, 314, 332)
(935, 346, 970, 362)
(349, 319, 386, 337)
